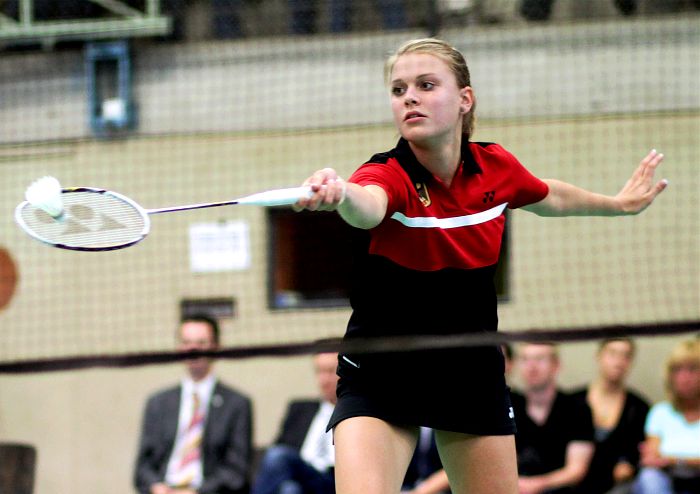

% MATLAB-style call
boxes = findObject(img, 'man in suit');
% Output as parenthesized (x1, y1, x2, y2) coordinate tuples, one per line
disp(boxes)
(251, 352, 338, 494)
(134, 315, 253, 494)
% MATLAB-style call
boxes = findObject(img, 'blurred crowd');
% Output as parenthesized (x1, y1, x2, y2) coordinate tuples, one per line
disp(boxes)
(3, 0, 698, 48)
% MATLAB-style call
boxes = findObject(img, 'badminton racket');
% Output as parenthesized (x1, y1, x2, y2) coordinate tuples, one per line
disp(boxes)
(15, 181, 315, 252)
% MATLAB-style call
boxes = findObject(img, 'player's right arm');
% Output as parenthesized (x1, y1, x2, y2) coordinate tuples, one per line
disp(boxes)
(295, 167, 388, 230)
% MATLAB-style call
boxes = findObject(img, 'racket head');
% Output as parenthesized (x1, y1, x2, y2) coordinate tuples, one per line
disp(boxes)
(15, 187, 151, 251)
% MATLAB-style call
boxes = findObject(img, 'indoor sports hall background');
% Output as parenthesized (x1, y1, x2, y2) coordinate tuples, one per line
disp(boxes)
(0, 0, 698, 492)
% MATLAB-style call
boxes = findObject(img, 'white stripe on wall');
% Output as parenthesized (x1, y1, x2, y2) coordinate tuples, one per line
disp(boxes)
(390, 203, 508, 229)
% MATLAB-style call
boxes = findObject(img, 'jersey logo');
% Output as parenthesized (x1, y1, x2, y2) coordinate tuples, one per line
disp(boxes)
(415, 182, 431, 207)
(483, 190, 496, 203)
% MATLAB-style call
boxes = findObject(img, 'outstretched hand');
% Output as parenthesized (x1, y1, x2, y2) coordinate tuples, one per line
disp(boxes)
(614, 149, 668, 214)
(293, 167, 346, 212)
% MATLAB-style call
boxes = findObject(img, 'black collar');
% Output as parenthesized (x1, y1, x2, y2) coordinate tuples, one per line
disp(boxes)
(393, 137, 482, 185)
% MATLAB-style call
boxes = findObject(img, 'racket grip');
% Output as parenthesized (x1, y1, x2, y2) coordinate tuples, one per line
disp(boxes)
(236, 186, 314, 206)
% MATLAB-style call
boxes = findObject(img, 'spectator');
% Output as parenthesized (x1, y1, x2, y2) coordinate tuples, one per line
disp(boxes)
(211, 0, 245, 39)
(519, 0, 638, 21)
(401, 427, 450, 494)
(134, 315, 253, 494)
(511, 343, 595, 494)
(571, 338, 650, 494)
(288, 0, 406, 35)
(632, 339, 700, 494)
(503, 343, 514, 382)
(251, 352, 338, 494)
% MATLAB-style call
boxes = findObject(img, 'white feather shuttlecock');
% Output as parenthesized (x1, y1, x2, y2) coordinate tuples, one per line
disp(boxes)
(25, 176, 64, 218)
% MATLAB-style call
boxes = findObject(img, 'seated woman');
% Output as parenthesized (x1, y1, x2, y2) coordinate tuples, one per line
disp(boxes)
(572, 338, 650, 494)
(632, 339, 700, 494)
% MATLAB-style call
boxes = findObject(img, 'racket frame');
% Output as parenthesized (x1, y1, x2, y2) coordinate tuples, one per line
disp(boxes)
(14, 187, 151, 252)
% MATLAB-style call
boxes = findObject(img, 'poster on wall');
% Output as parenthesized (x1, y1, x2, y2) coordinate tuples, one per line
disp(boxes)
(189, 220, 250, 273)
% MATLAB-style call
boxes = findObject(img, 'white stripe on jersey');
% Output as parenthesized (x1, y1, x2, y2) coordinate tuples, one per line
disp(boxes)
(390, 202, 508, 229)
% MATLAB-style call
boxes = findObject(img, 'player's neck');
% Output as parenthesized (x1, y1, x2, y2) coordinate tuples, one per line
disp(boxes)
(409, 133, 462, 187)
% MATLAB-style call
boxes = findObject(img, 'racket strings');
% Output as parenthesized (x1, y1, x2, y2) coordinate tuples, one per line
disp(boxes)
(18, 190, 149, 250)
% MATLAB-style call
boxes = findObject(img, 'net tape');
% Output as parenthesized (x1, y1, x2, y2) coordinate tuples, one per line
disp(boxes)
(1, 320, 697, 374)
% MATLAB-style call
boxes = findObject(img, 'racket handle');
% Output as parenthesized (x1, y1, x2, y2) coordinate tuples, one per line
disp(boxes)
(236, 186, 314, 206)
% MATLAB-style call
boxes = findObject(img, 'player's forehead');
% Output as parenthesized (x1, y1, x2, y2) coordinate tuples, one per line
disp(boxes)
(390, 52, 453, 82)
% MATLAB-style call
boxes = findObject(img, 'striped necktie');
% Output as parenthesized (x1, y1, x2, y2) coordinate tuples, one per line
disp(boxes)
(172, 391, 205, 488)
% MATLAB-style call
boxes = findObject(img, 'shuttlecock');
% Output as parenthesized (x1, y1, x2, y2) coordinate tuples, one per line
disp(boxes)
(25, 176, 64, 218)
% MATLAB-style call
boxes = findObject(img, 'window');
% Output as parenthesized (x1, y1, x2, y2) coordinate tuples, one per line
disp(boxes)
(267, 208, 360, 309)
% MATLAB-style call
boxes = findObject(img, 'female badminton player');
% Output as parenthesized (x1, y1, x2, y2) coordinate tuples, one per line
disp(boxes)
(294, 38, 667, 494)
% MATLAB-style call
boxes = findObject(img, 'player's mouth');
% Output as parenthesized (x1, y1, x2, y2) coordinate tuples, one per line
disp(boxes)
(404, 111, 426, 122)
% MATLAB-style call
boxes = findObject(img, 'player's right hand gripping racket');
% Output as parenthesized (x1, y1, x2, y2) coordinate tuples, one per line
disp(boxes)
(15, 177, 314, 252)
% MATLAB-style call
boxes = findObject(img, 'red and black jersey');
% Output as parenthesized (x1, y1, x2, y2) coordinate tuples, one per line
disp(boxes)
(345, 138, 548, 338)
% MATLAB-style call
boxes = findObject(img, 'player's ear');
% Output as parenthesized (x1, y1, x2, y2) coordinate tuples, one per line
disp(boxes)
(459, 86, 474, 114)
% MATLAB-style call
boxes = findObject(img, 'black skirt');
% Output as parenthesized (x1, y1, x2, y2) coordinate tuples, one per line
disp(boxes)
(327, 345, 516, 435)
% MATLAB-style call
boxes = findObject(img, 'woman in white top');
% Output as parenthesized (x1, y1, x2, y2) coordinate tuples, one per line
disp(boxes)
(633, 339, 700, 494)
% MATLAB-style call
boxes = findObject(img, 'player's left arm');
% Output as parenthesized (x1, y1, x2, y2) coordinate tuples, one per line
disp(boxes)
(523, 149, 667, 217)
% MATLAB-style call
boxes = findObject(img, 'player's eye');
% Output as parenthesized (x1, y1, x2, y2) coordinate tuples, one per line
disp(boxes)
(420, 81, 435, 90)
(391, 86, 406, 96)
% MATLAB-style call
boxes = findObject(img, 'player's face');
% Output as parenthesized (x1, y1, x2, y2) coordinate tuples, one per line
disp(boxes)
(517, 344, 559, 391)
(178, 321, 217, 381)
(597, 340, 634, 384)
(314, 352, 339, 404)
(389, 53, 472, 145)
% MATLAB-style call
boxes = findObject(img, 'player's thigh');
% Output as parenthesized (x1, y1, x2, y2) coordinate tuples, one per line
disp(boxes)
(435, 431, 517, 494)
(333, 416, 418, 494)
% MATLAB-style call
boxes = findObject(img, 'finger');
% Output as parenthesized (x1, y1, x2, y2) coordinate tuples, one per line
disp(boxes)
(649, 151, 664, 169)
(309, 184, 337, 210)
(641, 156, 665, 190)
(638, 179, 668, 211)
(322, 178, 345, 205)
(308, 168, 338, 190)
(636, 148, 657, 169)
(644, 150, 664, 171)
(631, 150, 656, 184)
(639, 150, 664, 182)
(651, 178, 669, 197)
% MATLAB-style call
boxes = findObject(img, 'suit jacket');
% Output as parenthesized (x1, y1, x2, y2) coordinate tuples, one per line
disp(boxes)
(274, 400, 321, 450)
(134, 380, 253, 494)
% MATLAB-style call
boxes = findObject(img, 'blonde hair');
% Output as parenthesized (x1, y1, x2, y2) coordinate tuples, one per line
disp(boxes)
(385, 38, 477, 139)
(665, 339, 700, 409)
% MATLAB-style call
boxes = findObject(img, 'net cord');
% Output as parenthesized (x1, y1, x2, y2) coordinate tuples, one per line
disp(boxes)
(0, 320, 696, 374)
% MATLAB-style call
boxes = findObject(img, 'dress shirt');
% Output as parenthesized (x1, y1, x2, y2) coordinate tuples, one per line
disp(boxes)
(165, 374, 217, 488)
(300, 400, 335, 472)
